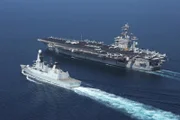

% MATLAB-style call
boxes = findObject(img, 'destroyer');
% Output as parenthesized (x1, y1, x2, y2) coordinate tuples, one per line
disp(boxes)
(38, 24, 167, 71)
(20, 50, 81, 89)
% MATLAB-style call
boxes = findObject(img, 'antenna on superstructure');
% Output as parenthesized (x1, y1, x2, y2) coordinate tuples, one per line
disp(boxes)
(36, 49, 42, 62)
(122, 23, 129, 31)
(121, 23, 130, 38)
(130, 33, 138, 41)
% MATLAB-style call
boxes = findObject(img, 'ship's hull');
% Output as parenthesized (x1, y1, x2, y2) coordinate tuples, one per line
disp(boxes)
(49, 47, 127, 68)
(21, 65, 81, 89)
(47, 46, 160, 71)
(38, 38, 163, 72)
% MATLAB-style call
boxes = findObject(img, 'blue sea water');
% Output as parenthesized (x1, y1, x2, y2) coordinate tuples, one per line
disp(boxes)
(0, 0, 180, 120)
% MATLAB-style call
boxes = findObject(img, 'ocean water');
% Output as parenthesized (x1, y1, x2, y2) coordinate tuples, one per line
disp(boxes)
(0, 0, 180, 120)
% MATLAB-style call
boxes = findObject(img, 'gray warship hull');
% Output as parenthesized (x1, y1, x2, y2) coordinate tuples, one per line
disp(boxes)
(38, 38, 163, 71)
(48, 46, 127, 68)
(38, 24, 166, 72)
(21, 65, 81, 89)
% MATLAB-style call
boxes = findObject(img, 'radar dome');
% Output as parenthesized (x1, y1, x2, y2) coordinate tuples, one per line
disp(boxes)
(38, 49, 42, 53)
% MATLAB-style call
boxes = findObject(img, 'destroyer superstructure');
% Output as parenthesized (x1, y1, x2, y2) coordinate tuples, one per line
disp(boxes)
(20, 50, 81, 88)
(38, 24, 167, 71)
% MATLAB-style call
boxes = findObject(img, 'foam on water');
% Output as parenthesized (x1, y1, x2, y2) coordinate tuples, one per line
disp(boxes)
(73, 87, 180, 120)
(146, 69, 180, 80)
(161, 70, 180, 76)
(26, 76, 42, 84)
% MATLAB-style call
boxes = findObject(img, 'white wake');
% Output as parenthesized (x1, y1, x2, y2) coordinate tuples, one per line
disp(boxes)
(26, 76, 42, 84)
(147, 69, 180, 80)
(73, 87, 180, 120)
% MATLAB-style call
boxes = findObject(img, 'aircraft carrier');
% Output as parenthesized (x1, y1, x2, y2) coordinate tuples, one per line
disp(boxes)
(21, 50, 81, 89)
(38, 24, 167, 71)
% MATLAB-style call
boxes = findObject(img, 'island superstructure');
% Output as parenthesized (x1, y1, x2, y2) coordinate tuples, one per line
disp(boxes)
(38, 24, 167, 71)
(20, 50, 81, 88)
